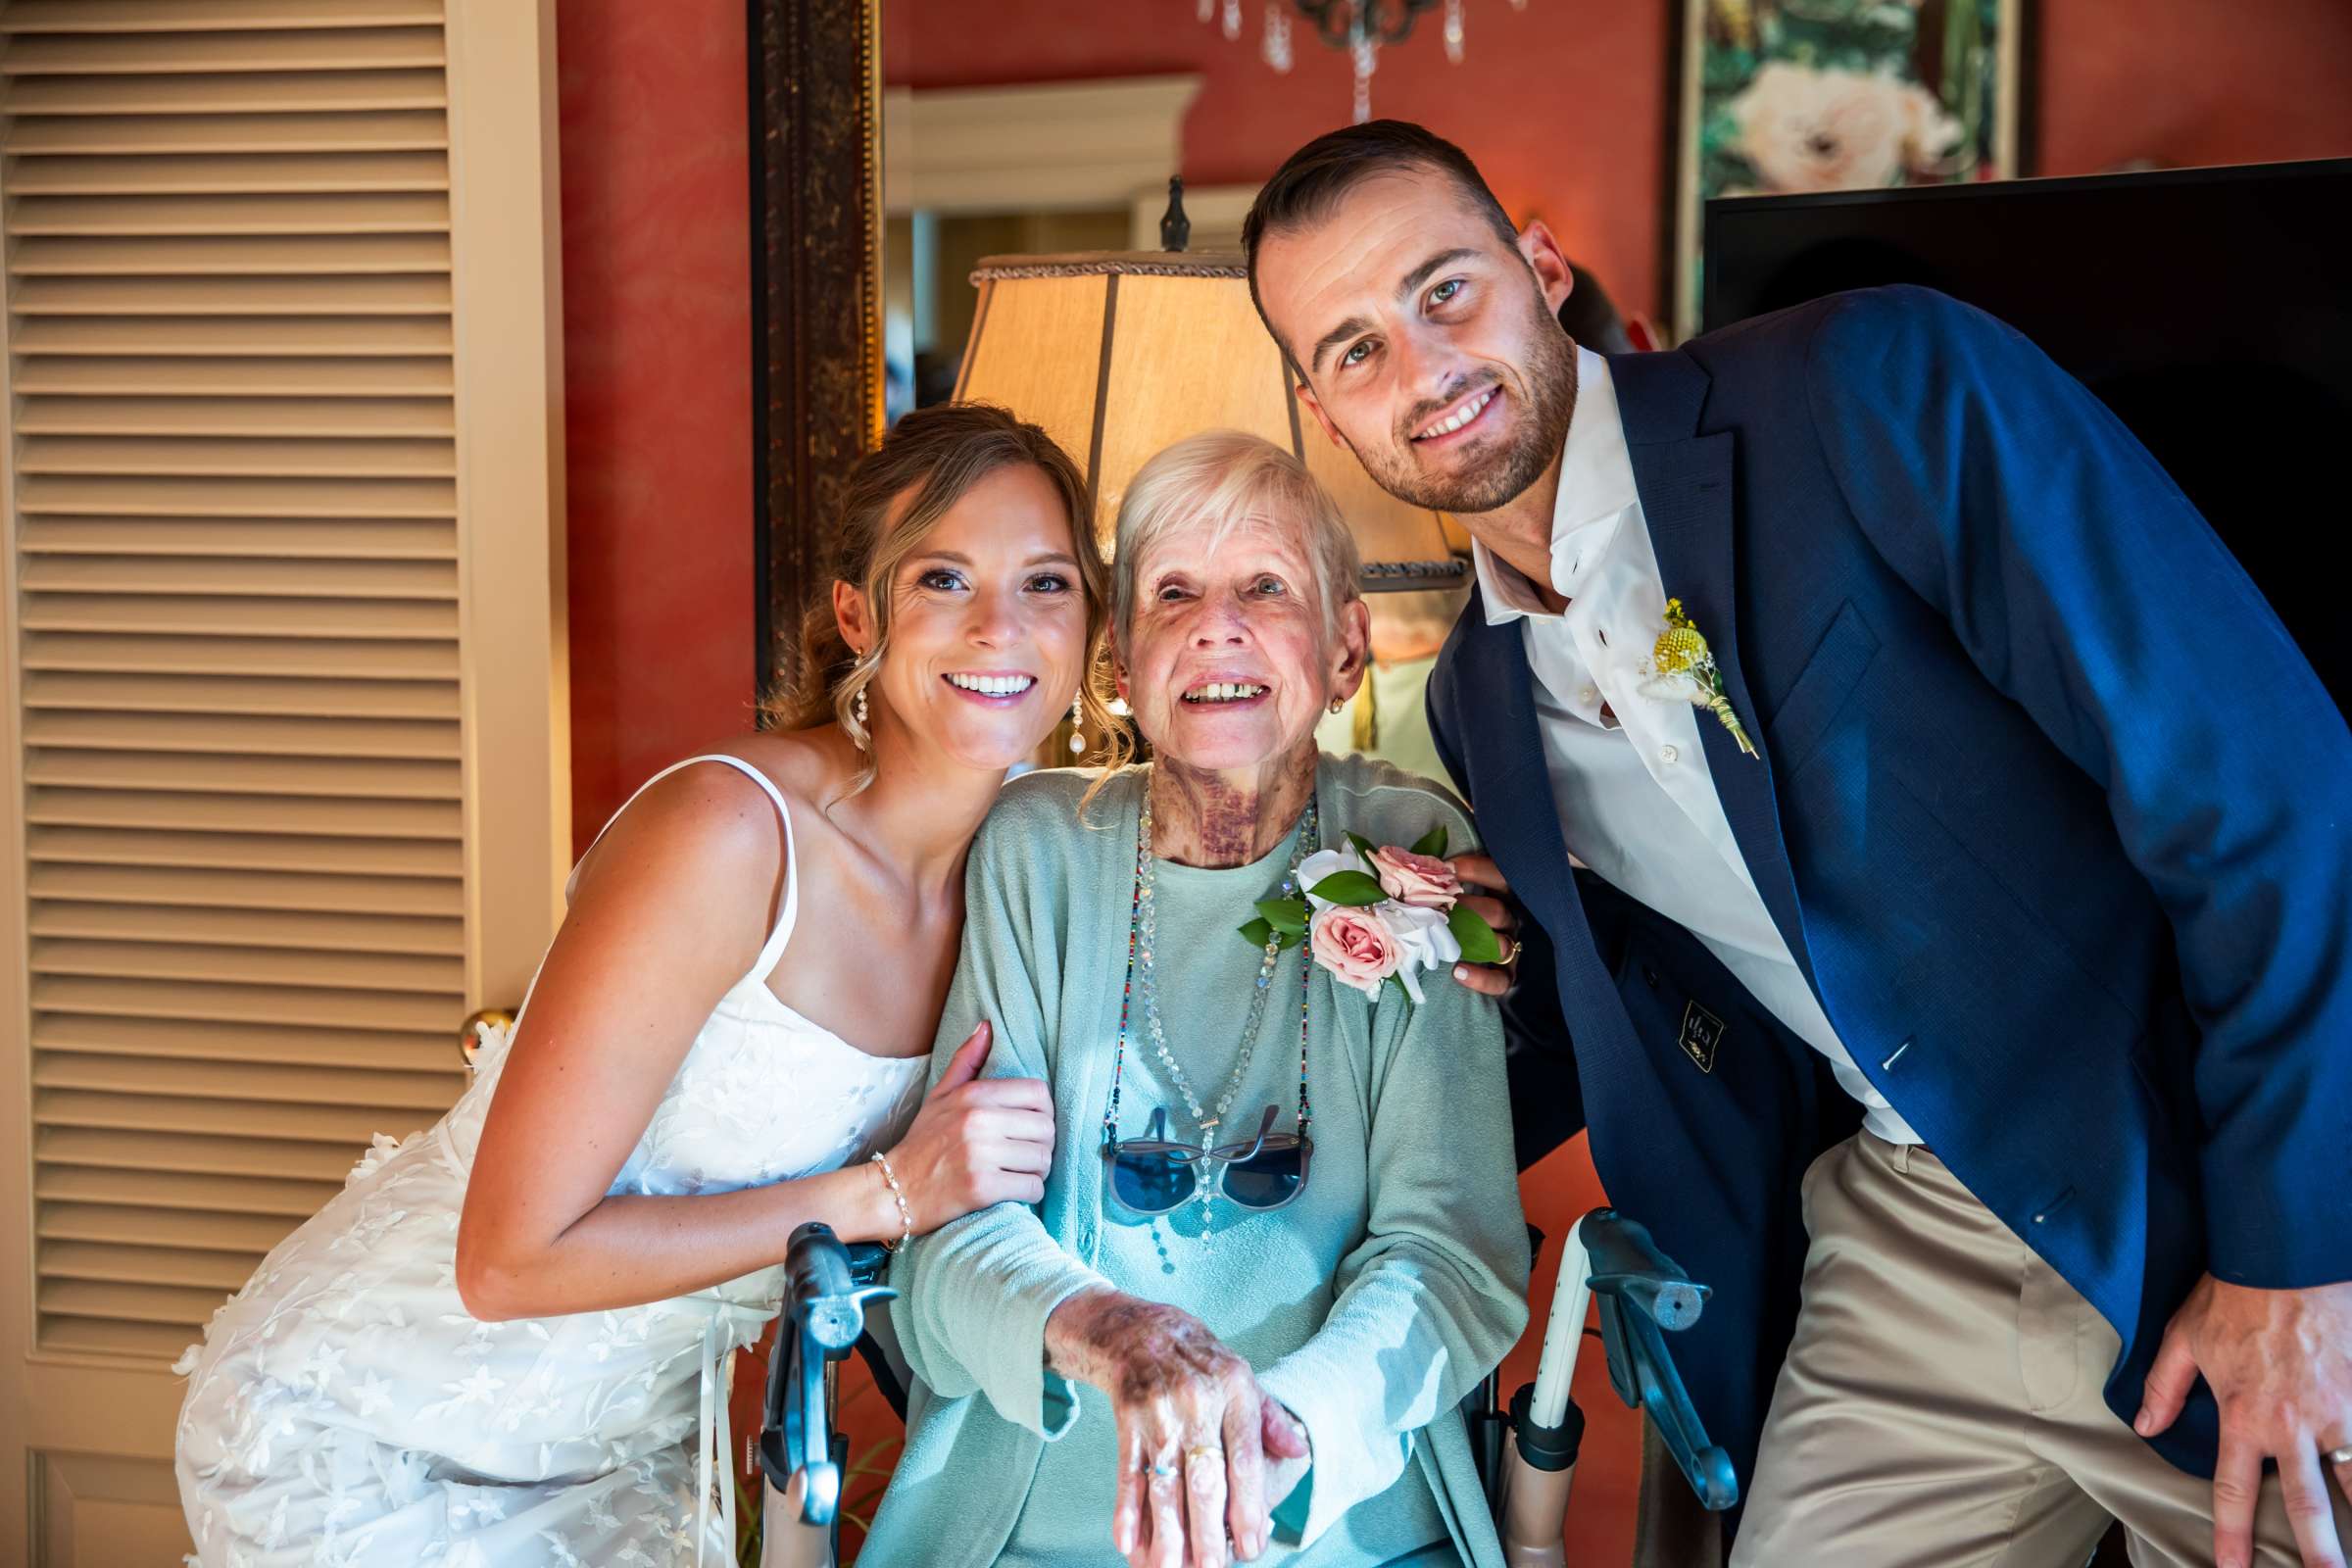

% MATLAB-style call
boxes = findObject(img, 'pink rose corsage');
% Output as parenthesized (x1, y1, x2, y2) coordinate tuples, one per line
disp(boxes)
(1241, 823, 1502, 1003)
(1368, 845, 1460, 909)
(1307, 906, 1402, 995)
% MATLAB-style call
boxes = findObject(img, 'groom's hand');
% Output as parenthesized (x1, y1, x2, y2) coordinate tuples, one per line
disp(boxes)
(1447, 852, 1522, 998)
(2135, 1272, 2352, 1568)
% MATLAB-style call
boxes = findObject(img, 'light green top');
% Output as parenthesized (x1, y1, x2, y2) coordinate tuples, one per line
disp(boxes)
(858, 756, 1530, 1568)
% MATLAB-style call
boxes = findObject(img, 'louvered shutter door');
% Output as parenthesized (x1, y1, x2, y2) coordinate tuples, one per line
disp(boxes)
(1, 0, 466, 1369)
(0, 18, 566, 1551)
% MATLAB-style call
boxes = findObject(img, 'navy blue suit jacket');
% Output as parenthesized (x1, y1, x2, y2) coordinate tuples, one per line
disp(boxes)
(1426, 286, 2352, 1507)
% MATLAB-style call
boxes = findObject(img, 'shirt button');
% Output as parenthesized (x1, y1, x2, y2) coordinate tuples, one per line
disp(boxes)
(1659, 744, 1681, 765)
(1579, 684, 1597, 706)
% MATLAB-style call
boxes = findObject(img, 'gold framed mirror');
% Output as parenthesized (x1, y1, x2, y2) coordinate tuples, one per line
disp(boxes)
(750, 0, 886, 710)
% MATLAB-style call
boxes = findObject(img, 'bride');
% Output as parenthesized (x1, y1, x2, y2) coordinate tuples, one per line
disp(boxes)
(172, 402, 1113, 1567)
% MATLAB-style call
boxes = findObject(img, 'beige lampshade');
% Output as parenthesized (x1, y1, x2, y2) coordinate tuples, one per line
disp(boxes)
(952, 250, 1470, 589)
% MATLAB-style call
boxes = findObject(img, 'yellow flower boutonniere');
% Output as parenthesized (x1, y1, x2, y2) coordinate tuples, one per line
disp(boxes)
(1641, 598, 1758, 759)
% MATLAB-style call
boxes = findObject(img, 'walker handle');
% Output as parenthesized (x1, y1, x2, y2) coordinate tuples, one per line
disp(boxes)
(758, 1222, 895, 1526)
(1580, 1209, 1739, 1512)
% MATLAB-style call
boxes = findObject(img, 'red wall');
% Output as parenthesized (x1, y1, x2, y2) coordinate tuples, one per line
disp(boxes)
(553, 4, 2352, 1558)
(2039, 0, 2352, 177)
(556, 0, 758, 857)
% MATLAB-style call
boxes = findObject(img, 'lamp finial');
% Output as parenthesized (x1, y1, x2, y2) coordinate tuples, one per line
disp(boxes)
(1159, 176, 1191, 253)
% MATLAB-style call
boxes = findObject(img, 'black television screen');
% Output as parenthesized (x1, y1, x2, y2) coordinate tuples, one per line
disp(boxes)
(1701, 159, 2351, 711)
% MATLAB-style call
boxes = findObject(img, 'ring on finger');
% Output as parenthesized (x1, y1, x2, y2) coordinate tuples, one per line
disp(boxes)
(1494, 935, 1518, 967)
(2327, 1441, 2352, 1466)
(1186, 1445, 1223, 1464)
(1146, 1460, 1180, 1478)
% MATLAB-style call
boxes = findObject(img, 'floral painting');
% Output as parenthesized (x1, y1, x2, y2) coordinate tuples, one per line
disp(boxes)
(1671, 0, 2025, 338)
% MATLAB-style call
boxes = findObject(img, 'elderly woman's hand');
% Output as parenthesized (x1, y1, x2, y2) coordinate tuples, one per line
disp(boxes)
(1046, 1289, 1310, 1568)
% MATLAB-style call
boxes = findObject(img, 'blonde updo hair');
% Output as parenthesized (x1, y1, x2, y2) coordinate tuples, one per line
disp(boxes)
(764, 401, 1118, 790)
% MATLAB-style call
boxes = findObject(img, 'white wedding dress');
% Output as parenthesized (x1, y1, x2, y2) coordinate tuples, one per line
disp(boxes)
(173, 755, 930, 1568)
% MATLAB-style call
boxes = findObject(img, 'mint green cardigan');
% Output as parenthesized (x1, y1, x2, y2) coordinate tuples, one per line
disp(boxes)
(858, 758, 1530, 1567)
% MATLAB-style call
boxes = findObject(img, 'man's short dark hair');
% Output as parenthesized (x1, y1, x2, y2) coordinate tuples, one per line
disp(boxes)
(1242, 121, 1520, 366)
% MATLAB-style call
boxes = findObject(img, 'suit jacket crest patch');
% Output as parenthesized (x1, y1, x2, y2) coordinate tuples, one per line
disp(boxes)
(1679, 1000, 1727, 1074)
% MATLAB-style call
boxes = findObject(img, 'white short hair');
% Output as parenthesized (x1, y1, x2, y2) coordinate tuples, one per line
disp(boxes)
(1110, 430, 1362, 662)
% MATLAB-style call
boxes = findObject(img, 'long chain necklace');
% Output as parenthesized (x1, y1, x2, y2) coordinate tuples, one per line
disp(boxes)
(1104, 770, 1318, 1170)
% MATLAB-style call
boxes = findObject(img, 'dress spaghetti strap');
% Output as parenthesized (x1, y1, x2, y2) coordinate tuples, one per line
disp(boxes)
(564, 754, 801, 990)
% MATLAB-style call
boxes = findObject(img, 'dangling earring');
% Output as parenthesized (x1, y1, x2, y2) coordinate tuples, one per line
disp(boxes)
(851, 684, 870, 745)
(1068, 691, 1086, 756)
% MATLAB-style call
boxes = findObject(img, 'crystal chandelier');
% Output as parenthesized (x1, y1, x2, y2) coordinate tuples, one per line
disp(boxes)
(1198, 0, 1527, 123)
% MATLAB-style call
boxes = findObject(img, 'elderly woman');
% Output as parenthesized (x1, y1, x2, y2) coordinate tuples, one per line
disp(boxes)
(858, 431, 1529, 1568)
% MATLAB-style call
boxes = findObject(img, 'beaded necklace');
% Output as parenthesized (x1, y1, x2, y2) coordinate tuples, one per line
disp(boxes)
(1103, 771, 1317, 1181)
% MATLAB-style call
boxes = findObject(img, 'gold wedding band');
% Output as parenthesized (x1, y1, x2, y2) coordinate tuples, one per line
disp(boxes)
(1186, 1445, 1223, 1463)
(1495, 935, 1518, 967)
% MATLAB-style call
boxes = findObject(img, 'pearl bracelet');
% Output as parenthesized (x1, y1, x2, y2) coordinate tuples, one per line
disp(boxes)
(869, 1150, 913, 1252)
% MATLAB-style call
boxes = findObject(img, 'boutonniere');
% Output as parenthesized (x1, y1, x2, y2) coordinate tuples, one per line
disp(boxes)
(1641, 598, 1758, 759)
(1239, 824, 1502, 1003)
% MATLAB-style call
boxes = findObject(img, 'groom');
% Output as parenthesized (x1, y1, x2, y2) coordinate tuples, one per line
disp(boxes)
(1246, 122, 2352, 1566)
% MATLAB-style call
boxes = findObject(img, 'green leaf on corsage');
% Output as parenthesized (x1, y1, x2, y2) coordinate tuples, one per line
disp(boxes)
(1254, 897, 1309, 935)
(1345, 830, 1381, 861)
(1307, 869, 1387, 906)
(1410, 823, 1449, 859)
(1448, 902, 1502, 965)
(1238, 917, 1274, 948)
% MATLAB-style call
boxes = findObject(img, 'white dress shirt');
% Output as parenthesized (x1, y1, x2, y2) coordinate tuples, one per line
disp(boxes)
(1474, 348, 1919, 1144)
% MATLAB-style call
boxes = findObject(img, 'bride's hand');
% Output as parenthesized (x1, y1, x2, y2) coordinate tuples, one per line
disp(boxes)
(1258, 1398, 1311, 1528)
(878, 1021, 1056, 1233)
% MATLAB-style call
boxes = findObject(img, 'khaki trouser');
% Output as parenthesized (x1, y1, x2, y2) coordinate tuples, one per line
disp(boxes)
(1729, 1133, 2350, 1567)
